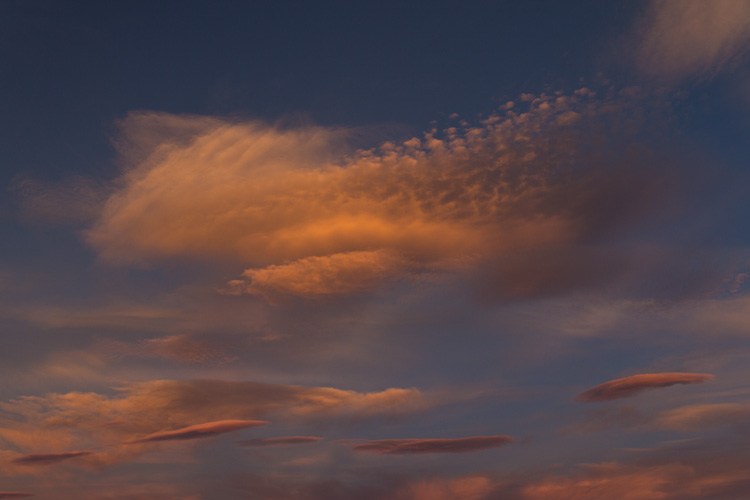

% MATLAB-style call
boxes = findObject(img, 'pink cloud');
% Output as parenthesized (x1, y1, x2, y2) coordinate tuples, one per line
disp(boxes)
(351, 435, 513, 455)
(576, 373, 714, 402)
(127, 419, 268, 443)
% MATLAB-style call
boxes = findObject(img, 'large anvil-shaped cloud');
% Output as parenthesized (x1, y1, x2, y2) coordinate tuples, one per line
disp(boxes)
(128, 419, 268, 443)
(351, 435, 513, 454)
(576, 373, 714, 402)
(11, 450, 93, 466)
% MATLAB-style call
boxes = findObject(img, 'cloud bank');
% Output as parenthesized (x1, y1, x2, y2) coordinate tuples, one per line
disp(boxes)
(576, 373, 714, 402)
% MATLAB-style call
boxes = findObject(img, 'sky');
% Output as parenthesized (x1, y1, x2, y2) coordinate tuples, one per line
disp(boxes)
(1, 0, 750, 498)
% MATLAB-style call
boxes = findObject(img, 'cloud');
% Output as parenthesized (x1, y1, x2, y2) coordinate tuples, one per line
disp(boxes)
(576, 373, 714, 402)
(0, 379, 432, 469)
(0, 494, 34, 499)
(351, 435, 513, 455)
(11, 450, 93, 466)
(127, 419, 267, 443)
(238, 436, 323, 447)
(84, 89, 685, 300)
(521, 461, 748, 500)
(634, 0, 750, 80)
(655, 403, 750, 431)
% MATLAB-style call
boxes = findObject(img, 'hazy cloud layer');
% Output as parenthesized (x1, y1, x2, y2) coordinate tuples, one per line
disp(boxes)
(576, 373, 714, 402)
(0, 494, 34, 499)
(634, 0, 750, 80)
(351, 435, 513, 455)
(85, 89, 689, 301)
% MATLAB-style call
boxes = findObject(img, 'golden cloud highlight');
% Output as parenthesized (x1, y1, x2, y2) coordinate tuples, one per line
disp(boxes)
(576, 373, 714, 402)
(86, 89, 675, 299)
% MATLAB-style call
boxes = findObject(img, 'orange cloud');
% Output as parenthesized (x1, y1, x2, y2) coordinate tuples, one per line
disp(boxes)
(85, 89, 676, 299)
(238, 436, 323, 447)
(576, 373, 714, 402)
(127, 419, 267, 443)
(351, 435, 513, 454)
(11, 450, 93, 466)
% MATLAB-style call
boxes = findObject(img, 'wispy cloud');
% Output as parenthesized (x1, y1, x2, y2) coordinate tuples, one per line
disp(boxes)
(0, 494, 34, 499)
(634, 0, 750, 81)
(351, 435, 513, 454)
(576, 373, 714, 402)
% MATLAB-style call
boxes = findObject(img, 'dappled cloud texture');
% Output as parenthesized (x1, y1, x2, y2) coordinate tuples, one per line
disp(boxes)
(87, 89, 677, 299)
(576, 373, 714, 402)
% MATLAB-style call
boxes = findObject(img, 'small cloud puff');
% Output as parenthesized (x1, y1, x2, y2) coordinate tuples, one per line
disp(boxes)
(576, 373, 714, 402)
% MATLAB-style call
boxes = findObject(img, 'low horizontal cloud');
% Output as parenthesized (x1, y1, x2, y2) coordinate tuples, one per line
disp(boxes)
(576, 373, 714, 402)
(238, 436, 323, 447)
(633, 0, 750, 81)
(0, 494, 34, 499)
(11, 450, 93, 466)
(0, 379, 433, 470)
(351, 435, 513, 455)
(128, 419, 267, 443)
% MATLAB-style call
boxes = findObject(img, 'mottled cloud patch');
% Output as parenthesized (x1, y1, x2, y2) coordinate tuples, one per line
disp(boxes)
(238, 436, 323, 447)
(11, 450, 93, 466)
(576, 373, 714, 402)
(351, 435, 513, 455)
(634, 0, 750, 80)
(128, 419, 267, 443)
(84, 89, 684, 300)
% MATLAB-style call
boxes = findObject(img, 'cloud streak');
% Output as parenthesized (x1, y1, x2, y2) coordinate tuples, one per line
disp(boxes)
(351, 435, 513, 455)
(576, 373, 714, 402)
(238, 436, 323, 447)
(127, 419, 267, 443)
(11, 450, 93, 466)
